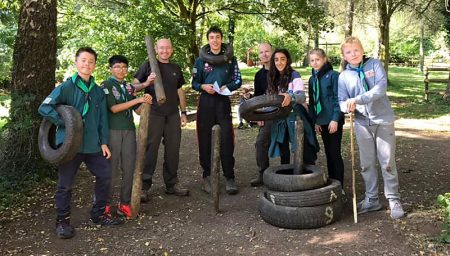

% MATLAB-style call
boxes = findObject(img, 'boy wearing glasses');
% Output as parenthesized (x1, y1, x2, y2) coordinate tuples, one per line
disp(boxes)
(101, 55, 152, 219)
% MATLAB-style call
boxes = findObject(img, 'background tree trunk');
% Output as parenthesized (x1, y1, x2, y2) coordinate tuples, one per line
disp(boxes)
(377, 0, 390, 75)
(341, 0, 355, 71)
(1, 0, 57, 177)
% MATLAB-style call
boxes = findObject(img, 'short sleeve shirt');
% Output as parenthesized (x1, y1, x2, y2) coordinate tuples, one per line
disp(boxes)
(101, 77, 136, 130)
(134, 61, 185, 116)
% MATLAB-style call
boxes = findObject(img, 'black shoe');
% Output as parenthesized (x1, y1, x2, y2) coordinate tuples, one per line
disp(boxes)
(166, 183, 189, 196)
(250, 173, 264, 187)
(56, 217, 75, 239)
(225, 179, 238, 195)
(238, 122, 244, 129)
(140, 189, 150, 203)
(92, 214, 124, 226)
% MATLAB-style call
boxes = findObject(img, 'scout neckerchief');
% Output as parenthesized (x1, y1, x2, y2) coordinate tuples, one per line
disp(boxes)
(312, 61, 333, 115)
(108, 76, 132, 117)
(71, 72, 95, 120)
(313, 70, 322, 115)
(349, 58, 369, 92)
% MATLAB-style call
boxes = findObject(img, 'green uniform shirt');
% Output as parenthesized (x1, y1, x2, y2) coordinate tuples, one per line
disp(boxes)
(101, 77, 137, 130)
(38, 75, 109, 154)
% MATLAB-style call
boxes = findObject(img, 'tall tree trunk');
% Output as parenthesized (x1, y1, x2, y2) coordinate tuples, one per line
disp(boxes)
(1, 0, 57, 177)
(341, 0, 355, 71)
(377, 0, 390, 75)
(228, 15, 236, 46)
(419, 18, 425, 72)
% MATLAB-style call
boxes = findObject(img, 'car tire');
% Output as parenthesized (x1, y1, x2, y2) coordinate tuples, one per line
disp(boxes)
(38, 105, 83, 164)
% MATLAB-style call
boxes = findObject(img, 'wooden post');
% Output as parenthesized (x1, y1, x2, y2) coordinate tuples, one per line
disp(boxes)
(350, 112, 358, 224)
(293, 116, 304, 175)
(130, 103, 151, 219)
(211, 124, 221, 213)
(144, 36, 166, 105)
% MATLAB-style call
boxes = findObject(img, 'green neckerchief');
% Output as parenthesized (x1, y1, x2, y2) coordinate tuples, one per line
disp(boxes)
(108, 76, 131, 117)
(71, 72, 95, 118)
(349, 62, 369, 92)
(313, 70, 322, 115)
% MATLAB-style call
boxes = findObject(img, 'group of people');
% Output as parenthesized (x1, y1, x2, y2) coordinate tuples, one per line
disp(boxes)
(249, 37, 404, 222)
(38, 24, 404, 240)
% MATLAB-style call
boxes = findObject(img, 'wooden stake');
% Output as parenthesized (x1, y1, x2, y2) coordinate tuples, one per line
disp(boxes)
(130, 103, 151, 219)
(144, 36, 166, 105)
(293, 116, 304, 175)
(350, 112, 358, 224)
(211, 125, 221, 213)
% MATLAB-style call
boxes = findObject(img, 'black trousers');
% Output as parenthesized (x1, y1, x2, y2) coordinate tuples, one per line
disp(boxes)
(319, 121, 345, 186)
(142, 112, 181, 190)
(255, 121, 290, 173)
(56, 152, 112, 219)
(196, 93, 235, 179)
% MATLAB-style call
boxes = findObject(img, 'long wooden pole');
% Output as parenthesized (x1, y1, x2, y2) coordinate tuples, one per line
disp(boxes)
(130, 103, 151, 219)
(350, 112, 358, 224)
(211, 125, 221, 213)
(144, 36, 166, 105)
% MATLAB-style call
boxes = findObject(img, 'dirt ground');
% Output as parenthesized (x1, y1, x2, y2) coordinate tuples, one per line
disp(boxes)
(0, 116, 449, 256)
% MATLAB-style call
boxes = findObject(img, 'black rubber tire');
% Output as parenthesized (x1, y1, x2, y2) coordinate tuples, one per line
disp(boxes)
(259, 192, 342, 229)
(266, 179, 342, 207)
(199, 43, 234, 65)
(38, 105, 83, 164)
(238, 95, 292, 122)
(263, 164, 327, 192)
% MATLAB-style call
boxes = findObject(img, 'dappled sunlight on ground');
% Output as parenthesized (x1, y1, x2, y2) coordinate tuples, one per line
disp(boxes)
(396, 115, 450, 132)
(307, 231, 359, 246)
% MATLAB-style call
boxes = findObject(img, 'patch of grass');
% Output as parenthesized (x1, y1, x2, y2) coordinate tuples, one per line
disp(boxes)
(388, 66, 449, 119)
(240, 65, 449, 119)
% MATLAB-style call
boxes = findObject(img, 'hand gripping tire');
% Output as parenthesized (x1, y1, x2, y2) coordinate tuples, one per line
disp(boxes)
(38, 105, 83, 164)
(238, 95, 292, 122)
(259, 192, 343, 229)
(266, 179, 342, 207)
(263, 164, 327, 192)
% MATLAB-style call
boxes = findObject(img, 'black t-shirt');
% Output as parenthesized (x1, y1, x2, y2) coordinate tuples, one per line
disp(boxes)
(134, 61, 185, 116)
(254, 67, 269, 96)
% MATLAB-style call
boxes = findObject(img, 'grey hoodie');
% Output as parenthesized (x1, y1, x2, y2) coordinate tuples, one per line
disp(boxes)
(338, 58, 395, 125)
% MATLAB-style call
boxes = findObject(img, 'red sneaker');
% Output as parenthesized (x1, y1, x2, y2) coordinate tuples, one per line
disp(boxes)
(105, 204, 111, 215)
(117, 203, 132, 219)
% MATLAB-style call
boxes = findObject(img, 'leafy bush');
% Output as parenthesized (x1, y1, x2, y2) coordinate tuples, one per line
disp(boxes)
(437, 193, 450, 243)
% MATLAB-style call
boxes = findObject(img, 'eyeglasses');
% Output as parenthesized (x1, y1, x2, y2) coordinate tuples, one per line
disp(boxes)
(111, 66, 128, 70)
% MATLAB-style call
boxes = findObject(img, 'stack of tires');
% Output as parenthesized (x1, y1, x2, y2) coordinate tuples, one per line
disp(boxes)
(259, 164, 343, 229)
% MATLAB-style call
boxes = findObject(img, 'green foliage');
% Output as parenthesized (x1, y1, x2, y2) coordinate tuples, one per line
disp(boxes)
(0, 0, 19, 82)
(57, 0, 192, 81)
(0, 95, 55, 211)
(390, 37, 433, 64)
(436, 193, 450, 243)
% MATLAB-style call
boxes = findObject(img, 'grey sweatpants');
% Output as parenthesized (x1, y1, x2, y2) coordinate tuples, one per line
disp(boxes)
(109, 129, 136, 204)
(355, 123, 400, 200)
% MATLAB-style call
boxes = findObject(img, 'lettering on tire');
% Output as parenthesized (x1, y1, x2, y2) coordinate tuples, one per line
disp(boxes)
(329, 190, 338, 202)
(269, 194, 276, 204)
(325, 206, 334, 224)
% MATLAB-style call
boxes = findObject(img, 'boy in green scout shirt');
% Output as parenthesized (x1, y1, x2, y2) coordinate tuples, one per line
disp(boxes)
(101, 55, 152, 219)
(38, 47, 123, 239)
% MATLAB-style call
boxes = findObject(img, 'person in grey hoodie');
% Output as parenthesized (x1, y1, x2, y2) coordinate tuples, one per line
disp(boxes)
(338, 36, 405, 220)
